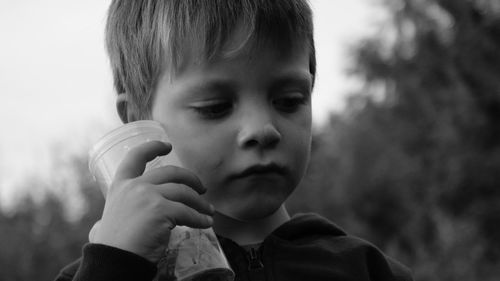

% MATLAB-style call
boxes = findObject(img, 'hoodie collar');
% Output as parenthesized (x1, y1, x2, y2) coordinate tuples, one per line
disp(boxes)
(217, 212, 346, 246)
(270, 212, 346, 241)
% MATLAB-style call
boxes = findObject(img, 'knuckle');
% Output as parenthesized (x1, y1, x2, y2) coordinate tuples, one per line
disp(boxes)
(134, 181, 150, 193)
(176, 186, 198, 205)
(148, 197, 165, 212)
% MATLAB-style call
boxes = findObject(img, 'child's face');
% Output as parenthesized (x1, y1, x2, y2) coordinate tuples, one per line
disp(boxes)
(151, 38, 312, 221)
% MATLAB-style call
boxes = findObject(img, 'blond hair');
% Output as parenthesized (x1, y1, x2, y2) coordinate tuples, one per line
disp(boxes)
(105, 0, 316, 120)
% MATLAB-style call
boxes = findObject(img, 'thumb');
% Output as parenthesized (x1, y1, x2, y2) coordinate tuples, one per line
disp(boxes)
(88, 220, 101, 243)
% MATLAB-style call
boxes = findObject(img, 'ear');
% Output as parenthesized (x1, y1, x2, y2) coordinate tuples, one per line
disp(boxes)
(116, 93, 136, 123)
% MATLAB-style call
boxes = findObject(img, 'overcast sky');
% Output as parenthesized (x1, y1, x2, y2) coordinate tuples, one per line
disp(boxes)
(0, 0, 386, 206)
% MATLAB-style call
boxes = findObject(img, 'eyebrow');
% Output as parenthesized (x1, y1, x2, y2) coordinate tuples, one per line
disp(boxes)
(269, 71, 313, 93)
(186, 80, 236, 97)
(186, 71, 313, 96)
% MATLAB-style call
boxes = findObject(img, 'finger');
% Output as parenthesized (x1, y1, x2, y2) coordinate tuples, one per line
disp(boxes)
(114, 141, 172, 181)
(169, 201, 213, 229)
(142, 165, 206, 194)
(156, 184, 214, 216)
(88, 220, 101, 242)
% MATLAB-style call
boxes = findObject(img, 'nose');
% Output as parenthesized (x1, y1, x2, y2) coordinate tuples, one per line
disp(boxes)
(237, 117, 282, 150)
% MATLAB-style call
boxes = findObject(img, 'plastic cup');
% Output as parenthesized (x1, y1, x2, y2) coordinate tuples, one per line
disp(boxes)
(88, 120, 176, 195)
(88, 120, 234, 281)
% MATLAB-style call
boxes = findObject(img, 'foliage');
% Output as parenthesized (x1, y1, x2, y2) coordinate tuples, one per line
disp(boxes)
(0, 153, 104, 281)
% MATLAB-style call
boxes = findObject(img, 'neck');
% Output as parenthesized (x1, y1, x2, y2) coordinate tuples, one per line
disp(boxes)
(213, 205, 290, 245)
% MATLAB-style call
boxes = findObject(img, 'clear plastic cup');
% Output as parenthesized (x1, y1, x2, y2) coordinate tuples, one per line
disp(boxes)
(88, 120, 176, 195)
(88, 120, 234, 281)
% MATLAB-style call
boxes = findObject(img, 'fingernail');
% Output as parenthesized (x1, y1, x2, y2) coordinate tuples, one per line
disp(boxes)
(206, 216, 213, 225)
(209, 204, 216, 214)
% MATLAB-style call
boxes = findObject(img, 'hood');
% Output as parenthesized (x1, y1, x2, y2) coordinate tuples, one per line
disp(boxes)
(270, 212, 346, 241)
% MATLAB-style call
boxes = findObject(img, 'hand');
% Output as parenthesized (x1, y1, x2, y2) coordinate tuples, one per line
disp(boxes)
(90, 141, 214, 263)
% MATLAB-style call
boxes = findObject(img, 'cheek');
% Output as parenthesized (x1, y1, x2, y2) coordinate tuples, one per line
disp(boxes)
(181, 147, 223, 178)
(287, 115, 312, 175)
(290, 135, 311, 173)
(168, 125, 228, 182)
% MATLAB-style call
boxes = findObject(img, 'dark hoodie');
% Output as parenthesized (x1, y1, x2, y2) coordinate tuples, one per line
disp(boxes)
(54, 213, 413, 281)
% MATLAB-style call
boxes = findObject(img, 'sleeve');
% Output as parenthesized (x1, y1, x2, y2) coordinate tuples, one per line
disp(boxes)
(54, 243, 157, 281)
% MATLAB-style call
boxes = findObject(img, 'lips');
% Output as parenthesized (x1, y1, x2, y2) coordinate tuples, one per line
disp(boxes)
(230, 163, 288, 179)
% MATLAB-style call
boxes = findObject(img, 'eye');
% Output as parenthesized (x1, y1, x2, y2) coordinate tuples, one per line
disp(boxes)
(190, 100, 232, 119)
(273, 92, 309, 113)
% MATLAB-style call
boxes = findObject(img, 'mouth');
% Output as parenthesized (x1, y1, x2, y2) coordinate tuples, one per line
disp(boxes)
(230, 163, 288, 179)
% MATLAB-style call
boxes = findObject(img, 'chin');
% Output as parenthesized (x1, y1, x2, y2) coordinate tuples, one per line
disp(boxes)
(218, 196, 285, 222)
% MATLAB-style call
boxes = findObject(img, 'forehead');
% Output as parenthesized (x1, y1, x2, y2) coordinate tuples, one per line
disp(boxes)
(171, 41, 311, 91)
(165, 20, 311, 80)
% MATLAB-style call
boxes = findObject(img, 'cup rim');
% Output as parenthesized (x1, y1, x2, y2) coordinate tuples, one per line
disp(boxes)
(88, 120, 165, 174)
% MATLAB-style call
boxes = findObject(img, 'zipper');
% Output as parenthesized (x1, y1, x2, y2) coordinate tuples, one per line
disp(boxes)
(246, 247, 264, 271)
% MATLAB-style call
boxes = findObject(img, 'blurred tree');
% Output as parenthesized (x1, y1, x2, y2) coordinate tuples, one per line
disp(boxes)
(289, 0, 500, 280)
(0, 152, 104, 281)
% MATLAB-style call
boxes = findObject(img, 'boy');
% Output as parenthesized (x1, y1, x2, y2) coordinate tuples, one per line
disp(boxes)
(55, 0, 413, 280)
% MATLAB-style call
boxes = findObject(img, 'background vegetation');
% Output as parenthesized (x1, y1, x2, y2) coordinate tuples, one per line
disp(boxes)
(1, 0, 499, 280)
